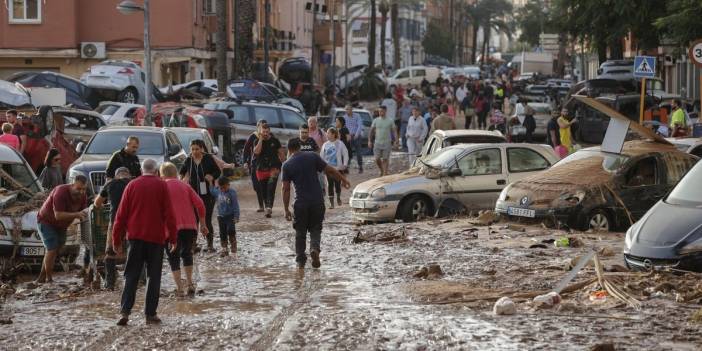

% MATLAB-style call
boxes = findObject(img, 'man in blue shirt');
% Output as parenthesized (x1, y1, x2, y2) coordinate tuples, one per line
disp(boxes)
(282, 139, 350, 269)
(343, 105, 364, 173)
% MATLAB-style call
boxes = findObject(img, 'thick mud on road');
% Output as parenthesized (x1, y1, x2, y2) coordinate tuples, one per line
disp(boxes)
(1, 157, 702, 350)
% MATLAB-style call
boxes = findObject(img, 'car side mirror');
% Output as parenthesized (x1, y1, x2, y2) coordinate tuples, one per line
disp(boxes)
(448, 168, 462, 177)
(76, 142, 86, 154)
(168, 144, 182, 157)
(212, 146, 220, 156)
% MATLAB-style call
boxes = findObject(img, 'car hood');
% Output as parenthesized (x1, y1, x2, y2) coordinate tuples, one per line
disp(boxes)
(626, 201, 702, 258)
(354, 168, 423, 194)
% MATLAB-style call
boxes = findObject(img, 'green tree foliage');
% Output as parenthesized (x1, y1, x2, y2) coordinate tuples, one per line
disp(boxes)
(422, 20, 455, 61)
(655, 0, 702, 47)
(515, 0, 556, 48)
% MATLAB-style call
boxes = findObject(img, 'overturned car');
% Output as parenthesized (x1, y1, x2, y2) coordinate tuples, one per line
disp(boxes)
(495, 140, 698, 231)
(0, 144, 79, 272)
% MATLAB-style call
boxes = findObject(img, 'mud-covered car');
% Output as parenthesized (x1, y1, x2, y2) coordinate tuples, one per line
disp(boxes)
(413, 129, 506, 167)
(624, 159, 702, 271)
(351, 143, 558, 223)
(0, 144, 79, 271)
(495, 141, 698, 232)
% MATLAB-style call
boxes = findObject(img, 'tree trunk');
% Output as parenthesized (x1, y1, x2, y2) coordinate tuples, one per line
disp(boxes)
(216, 0, 228, 94)
(391, 3, 400, 69)
(483, 25, 490, 63)
(234, 0, 256, 79)
(609, 39, 623, 60)
(379, 4, 388, 70)
(471, 24, 479, 64)
(596, 40, 607, 65)
(556, 32, 566, 77)
(368, 0, 377, 70)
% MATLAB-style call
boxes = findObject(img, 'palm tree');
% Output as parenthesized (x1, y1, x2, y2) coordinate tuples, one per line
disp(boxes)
(378, 1, 389, 70)
(464, 0, 513, 64)
(215, 0, 228, 93)
(233, 0, 255, 79)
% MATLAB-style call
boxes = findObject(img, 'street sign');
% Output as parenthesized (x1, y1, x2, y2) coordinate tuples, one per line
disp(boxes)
(689, 39, 702, 68)
(633, 56, 656, 78)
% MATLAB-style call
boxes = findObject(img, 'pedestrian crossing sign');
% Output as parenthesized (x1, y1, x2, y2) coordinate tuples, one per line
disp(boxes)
(633, 56, 656, 78)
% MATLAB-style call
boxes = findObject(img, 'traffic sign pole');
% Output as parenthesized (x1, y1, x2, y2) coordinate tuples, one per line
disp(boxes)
(633, 55, 656, 125)
(639, 78, 646, 124)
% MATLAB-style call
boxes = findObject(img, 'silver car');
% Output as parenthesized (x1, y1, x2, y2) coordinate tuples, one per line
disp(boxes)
(81, 60, 159, 104)
(350, 143, 559, 222)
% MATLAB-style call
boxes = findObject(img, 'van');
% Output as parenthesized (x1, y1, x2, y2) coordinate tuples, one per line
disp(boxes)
(387, 66, 442, 89)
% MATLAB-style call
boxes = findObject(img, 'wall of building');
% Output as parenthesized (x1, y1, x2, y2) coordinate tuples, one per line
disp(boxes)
(0, 0, 79, 49)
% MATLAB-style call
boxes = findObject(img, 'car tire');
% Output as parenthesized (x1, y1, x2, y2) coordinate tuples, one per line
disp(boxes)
(118, 87, 138, 104)
(233, 141, 246, 167)
(587, 209, 612, 232)
(399, 195, 431, 223)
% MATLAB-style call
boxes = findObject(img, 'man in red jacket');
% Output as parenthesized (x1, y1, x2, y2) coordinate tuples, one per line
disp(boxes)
(113, 159, 177, 326)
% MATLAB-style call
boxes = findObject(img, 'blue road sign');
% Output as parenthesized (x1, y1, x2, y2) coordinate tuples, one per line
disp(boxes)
(633, 56, 656, 78)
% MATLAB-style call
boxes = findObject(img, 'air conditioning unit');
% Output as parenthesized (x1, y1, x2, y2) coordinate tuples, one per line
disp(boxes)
(81, 42, 106, 59)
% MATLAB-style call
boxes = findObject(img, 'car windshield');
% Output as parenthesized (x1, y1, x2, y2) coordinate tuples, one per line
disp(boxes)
(424, 147, 464, 168)
(86, 132, 164, 155)
(553, 150, 629, 172)
(666, 162, 702, 207)
(174, 131, 205, 152)
(444, 135, 505, 146)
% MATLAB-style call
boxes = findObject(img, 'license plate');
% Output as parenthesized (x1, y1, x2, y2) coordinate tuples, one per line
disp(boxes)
(351, 200, 365, 208)
(20, 246, 45, 256)
(508, 207, 535, 218)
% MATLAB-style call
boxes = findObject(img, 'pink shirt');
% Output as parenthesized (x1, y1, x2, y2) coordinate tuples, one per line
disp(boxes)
(164, 178, 205, 232)
(0, 134, 20, 150)
(309, 128, 326, 152)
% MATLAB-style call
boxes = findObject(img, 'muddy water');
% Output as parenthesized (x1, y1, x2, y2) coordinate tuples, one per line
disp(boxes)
(0, 155, 700, 350)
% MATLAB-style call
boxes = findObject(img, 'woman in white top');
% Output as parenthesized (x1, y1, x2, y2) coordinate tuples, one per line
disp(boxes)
(405, 106, 429, 164)
(321, 128, 349, 209)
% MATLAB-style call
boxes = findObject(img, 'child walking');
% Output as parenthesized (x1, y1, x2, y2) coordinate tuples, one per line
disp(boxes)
(321, 128, 349, 209)
(211, 176, 240, 257)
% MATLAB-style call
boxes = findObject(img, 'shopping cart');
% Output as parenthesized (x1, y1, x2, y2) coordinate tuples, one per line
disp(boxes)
(80, 204, 111, 288)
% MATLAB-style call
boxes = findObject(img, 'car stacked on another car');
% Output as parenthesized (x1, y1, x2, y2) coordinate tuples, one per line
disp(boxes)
(94, 102, 143, 126)
(81, 60, 162, 104)
(68, 126, 187, 195)
(6, 71, 99, 110)
(351, 143, 558, 223)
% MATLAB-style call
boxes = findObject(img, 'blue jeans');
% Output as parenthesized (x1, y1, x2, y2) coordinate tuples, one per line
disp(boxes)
(350, 137, 364, 170)
(400, 122, 408, 150)
(293, 202, 325, 265)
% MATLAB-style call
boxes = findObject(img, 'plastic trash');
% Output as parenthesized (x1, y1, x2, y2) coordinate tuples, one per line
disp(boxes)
(493, 296, 517, 315)
(533, 292, 561, 308)
(589, 290, 608, 303)
(554, 237, 570, 247)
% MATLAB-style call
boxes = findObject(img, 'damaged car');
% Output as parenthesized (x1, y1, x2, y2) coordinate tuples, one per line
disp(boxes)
(624, 159, 702, 271)
(0, 144, 79, 272)
(351, 143, 558, 222)
(495, 140, 698, 231)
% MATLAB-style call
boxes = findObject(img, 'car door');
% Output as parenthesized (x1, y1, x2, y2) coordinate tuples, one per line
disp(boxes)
(411, 69, 426, 86)
(505, 147, 552, 183)
(394, 69, 411, 86)
(165, 131, 186, 168)
(251, 106, 288, 143)
(618, 156, 669, 219)
(226, 104, 255, 140)
(445, 147, 506, 210)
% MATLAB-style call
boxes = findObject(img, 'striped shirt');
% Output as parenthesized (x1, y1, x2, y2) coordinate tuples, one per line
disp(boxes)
(344, 113, 363, 138)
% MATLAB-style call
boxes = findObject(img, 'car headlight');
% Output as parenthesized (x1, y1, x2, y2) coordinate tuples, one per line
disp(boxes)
(498, 184, 512, 202)
(370, 187, 386, 199)
(67, 169, 86, 184)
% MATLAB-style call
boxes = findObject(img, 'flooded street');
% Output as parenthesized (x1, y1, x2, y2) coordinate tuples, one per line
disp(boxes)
(1, 157, 701, 350)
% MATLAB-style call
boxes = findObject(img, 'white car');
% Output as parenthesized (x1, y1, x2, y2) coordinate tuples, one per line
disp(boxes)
(0, 144, 80, 269)
(387, 66, 443, 89)
(94, 101, 143, 126)
(159, 79, 218, 97)
(81, 60, 160, 104)
(351, 143, 559, 222)
(667, 137, 702, 157)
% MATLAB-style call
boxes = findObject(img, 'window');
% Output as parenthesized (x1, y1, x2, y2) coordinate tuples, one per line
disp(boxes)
(95, 104, 119, 116)
(396, 70, 410, 79)
(252, 107, 281, 128)
(413, 69, 426, 77)
(203, 0, 216, 15)
(626, 157, 658, 187)
(691, 146, 702, 158)
(360, 112, 373, 127)
(227, 105, 252, 125)
(507, 148, 550, 173)
(10, 0, 41, 23)
(86, 132, 164, 156)
(281, 109, 305, 129)
(458, 149, 502, 176)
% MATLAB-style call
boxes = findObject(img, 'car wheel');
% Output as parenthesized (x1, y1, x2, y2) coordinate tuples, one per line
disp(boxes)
(233, 141, 246, 166)
(118, 87, 138, 104)
(587, 209, 612, 232)
(399, 195, 431, 222)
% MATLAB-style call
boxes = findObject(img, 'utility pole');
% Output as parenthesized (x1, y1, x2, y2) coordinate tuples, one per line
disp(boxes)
(344, 0, 349, 95)
(311, 0, 317, 85)
(331, 0, 337, 90)
(264, 0, 271, 80)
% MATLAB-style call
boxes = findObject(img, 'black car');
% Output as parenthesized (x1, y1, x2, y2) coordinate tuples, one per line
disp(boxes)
(6, 71, 99, 110)
(573, 94, 657, 144)
(624, 159, 702, 271)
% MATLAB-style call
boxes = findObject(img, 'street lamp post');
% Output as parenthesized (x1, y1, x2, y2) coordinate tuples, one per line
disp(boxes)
(117, 0, 152, 123)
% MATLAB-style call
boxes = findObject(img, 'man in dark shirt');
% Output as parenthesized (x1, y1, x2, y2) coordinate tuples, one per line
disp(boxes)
(106, 136, 142, 179)
(5, 110, 26, 153)
(36, 176, 88, 283)
(546, 109, 562, 149)
(254, 124, 284, 218)
(282, 138, 350, 269)
(94, 167, 131, 290)
(288, 124, 319, 152)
